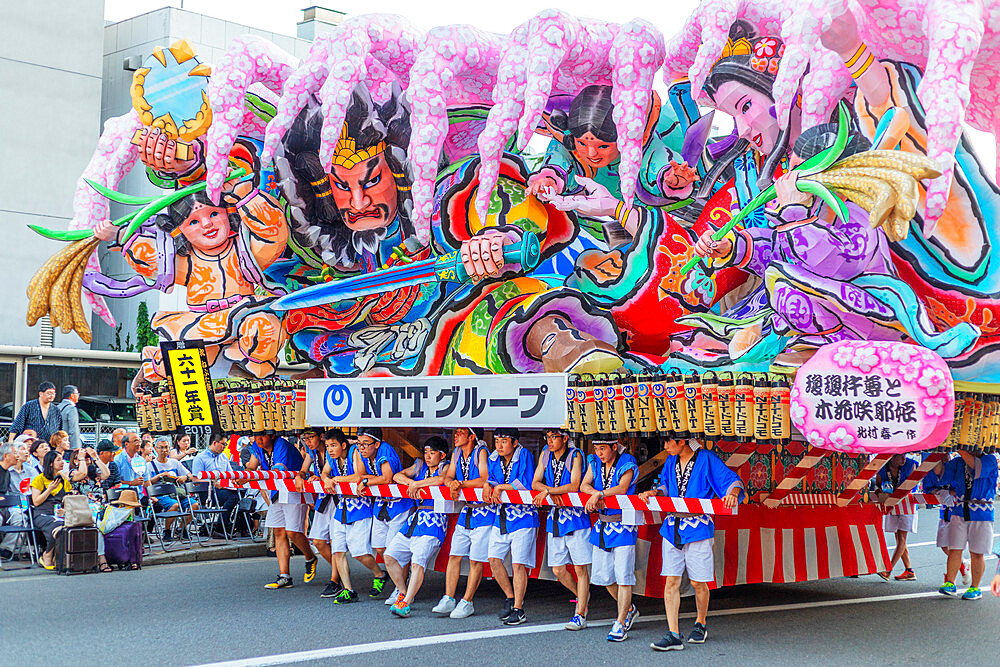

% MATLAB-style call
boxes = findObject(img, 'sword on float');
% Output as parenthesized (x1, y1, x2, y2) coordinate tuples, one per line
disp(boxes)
(270, 232, 542, 311)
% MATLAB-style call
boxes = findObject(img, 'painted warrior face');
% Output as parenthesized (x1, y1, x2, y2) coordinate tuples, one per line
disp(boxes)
(711, 80, 780, 156)
(329, 154, 398, 232)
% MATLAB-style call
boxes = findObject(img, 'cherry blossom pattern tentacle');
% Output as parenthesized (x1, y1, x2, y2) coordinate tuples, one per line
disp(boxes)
(610, 19, 665, 208)
(204, 35, 298, 202)
(800, 47, 853, 130)
(684, 0, 743, 105)
(407, 25, 502, 241)
(69, 110, 144, 326)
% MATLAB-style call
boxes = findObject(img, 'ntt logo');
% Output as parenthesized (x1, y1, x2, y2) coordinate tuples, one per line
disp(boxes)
(323, 384, 352, 421)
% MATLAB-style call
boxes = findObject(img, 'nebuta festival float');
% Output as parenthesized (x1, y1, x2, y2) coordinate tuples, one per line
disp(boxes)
(25, 1, 1000, 596)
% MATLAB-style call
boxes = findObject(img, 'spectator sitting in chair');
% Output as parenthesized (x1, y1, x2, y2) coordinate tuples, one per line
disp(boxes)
(30, 450, 72, 570)
(89, 440, 121, 491)
(170, 434, 199, 463)
(149, 438, 197, 539)
(111, 428, 127, 452)
(0, 443, 28, 561)
(191, 433, 241, 538)
(114, 433, 146, 491)
(51, 431, 71, 461)
(25, 438, 48, 479)
(65, 448, 91, 487)
(9, 442, 32, 494)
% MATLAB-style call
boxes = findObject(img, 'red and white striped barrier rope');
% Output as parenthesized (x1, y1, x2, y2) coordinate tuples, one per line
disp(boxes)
(762, 447, 834, 508)
(196, 470, 295, 481)
(836, 453, 892, 506)
(882, 492, 939, 516)
(721, 442, 759, 470)
(780, 493, 839, 506)
(221, 478, 737, 515)
(883, 453, 945, 507)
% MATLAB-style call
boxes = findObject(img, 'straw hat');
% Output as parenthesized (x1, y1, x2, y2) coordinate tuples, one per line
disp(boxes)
(112, 489, 141, 508)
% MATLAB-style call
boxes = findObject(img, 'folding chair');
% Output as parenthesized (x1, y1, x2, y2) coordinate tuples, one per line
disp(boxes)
(234, 493, 264, 542)
(186, 482, 230, 545)
(147, 483, 193, 551)
(0, 493, 39, 569)
(103, 487, 154, 554)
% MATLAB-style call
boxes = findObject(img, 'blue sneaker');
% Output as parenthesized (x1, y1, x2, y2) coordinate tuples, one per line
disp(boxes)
(939, 581, 959, 597)
(607, 621, 627, 642)
(564, 614, 587, 631)
(623, 604, 639, 632)
(689, 622, 708, 644)
(390, 599, 411, 618)
(961, 586, 982, 601)
(651, 632, 685, 651)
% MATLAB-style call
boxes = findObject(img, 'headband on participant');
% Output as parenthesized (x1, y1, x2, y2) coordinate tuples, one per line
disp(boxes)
(357, 427, 383, 442)
(494, 427, 520, 440)
(424, 436, 449, 454)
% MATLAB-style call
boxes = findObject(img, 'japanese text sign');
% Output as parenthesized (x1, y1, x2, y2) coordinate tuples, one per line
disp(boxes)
(790, 341, 954, 454)
(161, 340, 215, 428)
(306, 374, 567, 427)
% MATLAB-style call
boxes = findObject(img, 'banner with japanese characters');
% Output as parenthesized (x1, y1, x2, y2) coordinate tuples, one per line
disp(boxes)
(305, 374, 567, 427)
(790, 341, 954, 454)
(161, 340, 217, 430)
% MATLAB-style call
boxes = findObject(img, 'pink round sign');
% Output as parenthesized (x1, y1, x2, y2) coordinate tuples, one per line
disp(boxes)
(790, 341, 954, 454)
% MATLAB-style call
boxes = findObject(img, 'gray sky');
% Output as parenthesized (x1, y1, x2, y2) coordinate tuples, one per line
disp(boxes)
(104, 0, 995, 170)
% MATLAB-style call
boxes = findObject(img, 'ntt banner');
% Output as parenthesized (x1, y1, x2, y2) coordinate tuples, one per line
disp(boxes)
(305, 374, 568, 428)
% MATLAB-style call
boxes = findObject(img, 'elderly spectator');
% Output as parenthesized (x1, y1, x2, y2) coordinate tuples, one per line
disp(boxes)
(149, 439, 197, 538)
(170, 433, 199, 463)
(50, 431, 71, 460)
(9, 382, 62, 442)
(113, 433, 146, 489)
(57, 386, 81, 450)
(90, 440, 120, 491)
(111, 428, 127, 452)
(191, 433, 241, 537)
(30, 451, 72, 569)
(9, 442, 32, 494)
(0, 443, 30, 560)
(25, 439, 48, 478)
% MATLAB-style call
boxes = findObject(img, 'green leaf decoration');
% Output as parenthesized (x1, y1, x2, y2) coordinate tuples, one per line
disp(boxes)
(27, 225, 94, 241)
(797, 101, 850, 177)
(797, 180, 848, 222)
(84, 178, 159, 205)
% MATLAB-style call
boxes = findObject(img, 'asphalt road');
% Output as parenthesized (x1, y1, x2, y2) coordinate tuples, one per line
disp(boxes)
(2, 507, 997, 666)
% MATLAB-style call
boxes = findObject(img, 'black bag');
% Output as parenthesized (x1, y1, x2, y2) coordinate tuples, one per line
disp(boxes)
(54, 525, 98, 575)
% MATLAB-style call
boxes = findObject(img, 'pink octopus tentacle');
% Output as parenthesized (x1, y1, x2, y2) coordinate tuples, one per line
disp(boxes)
(408, 25, 502, 240)
(204, 35, 298, 202)
(919, 0, 985, 228)
(686, 0, 742, 104)
(800, 47, 853, 129)
(70, 110, 144, 327)
(772, 1, 840, 128)
(611, 19, 666, 207)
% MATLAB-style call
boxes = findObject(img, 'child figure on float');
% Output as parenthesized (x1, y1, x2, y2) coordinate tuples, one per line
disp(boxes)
(93, 129, 288, 381)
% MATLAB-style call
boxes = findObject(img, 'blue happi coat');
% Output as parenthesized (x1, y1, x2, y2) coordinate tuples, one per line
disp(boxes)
(587, 452, 638, 550)
(487, 445, 538, 533)
(401, 460, 449, 541)
(543, 446, 590, 537)
(453, 443, 496, 529)
(939, 454, 998, 522)
(656, 448, 744, 545)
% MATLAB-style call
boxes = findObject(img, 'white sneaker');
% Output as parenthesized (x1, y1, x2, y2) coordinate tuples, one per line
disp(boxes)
(450, 599, 475, 619)
(564, 614, 587, 630)
(385, 586, 400, 605)
(432, 595, 457, 615)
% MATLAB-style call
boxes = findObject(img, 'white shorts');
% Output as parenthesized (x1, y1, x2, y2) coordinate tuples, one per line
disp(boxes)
(547, 529, 593, 567)
(384, 532, 442, 570)
(661, 537, 715, 583)
(450, 524, 492, 563)
(307, 502, 336, 542)
(883, 512, 918, 534)
(946, 517, 994, 555)
(936, 518, 950, 549)
(591, 544, 636, 586)
(371, 510, 412, 550)
(264, 501, 307, 534)
(331, 516, 373, 558)
(488, 526, 537, 568)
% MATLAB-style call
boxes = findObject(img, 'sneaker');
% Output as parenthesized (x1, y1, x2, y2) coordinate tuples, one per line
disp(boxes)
(385, 586, 401, 605)
(391, 599, 412, 618)
(961, 586, 983, 601)
(369, 573, 389, 598)
(960, 559, 972, 586)
(607, 621, 627, 642)
(651, 632, 685, 651)
(876, 571, 890, 581)
(564, 614, 587, 631)
(432, 595, 457, 615)
(939, 581, 959, 597)
(320, 581, 344, 598)
(503, 607, 526, 626)
(333, 588, 359, 604)
(624, 604, 639, 632)
(688, 622, 708, 644)
(303, 558, 317, 584)
(498, 597, 514, 621)
(450, 599, 475, 619)
(893, 569, 916, 581)
(264, 574, 294, 590)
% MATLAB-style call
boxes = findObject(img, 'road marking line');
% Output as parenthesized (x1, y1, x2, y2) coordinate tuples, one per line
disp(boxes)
(192, 591, 947, 667)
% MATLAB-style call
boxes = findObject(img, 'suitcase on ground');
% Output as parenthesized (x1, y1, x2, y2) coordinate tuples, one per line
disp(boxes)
(55, 526, 98, 575)
(104, 520, 143, 569)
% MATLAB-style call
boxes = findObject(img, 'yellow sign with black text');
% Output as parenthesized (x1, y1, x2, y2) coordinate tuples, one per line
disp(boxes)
(163, 344, 215, 426)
